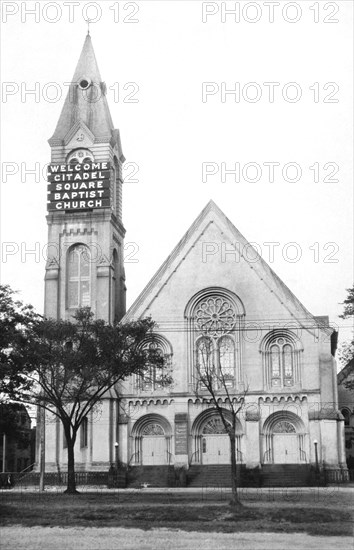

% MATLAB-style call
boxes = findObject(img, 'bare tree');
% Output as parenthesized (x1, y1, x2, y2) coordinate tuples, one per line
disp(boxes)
(195, 337, 248, 507)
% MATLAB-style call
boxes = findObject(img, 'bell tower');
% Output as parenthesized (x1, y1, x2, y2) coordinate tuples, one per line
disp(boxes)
(44, 34, 126, 322)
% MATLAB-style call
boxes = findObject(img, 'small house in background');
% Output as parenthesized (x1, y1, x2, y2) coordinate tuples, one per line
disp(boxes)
(338, 358, 354, 469)
(0, 404, 34, 472)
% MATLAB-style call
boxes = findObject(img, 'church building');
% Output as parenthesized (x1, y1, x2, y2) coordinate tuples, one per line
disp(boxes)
(40, 35, 347, 486)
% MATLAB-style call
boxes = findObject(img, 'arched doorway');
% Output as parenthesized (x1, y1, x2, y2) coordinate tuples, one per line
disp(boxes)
(201, 417, 231, 465)
(191, 409, 243, 465)
(141, 422, 167, 465)
(262, 412, 307, 464)
(131, 414, 172, 465)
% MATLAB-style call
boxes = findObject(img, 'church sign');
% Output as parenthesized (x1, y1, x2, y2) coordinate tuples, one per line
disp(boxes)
(47, 161, 111, 211)
(175, 413, 188, 455)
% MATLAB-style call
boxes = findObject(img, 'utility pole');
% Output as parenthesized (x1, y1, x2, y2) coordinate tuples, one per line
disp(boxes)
(2, 433, 6, 472)
(39, 407, 45, 491)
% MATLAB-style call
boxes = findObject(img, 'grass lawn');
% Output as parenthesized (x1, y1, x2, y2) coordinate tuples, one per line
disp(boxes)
(0, 490, 353, 537)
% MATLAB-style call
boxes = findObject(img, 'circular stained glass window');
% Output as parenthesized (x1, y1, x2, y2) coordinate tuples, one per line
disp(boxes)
(195, 296, 236, 336)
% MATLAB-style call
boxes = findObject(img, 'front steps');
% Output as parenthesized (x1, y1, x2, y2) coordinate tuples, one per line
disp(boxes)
(126, 464, 314, 488)
(187, 464, 261, 487)
(261, 464, 311, 487)
(187, 464, 313, 488)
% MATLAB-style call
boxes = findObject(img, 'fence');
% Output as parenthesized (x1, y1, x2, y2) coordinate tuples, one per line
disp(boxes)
(0, 470, 125, 489)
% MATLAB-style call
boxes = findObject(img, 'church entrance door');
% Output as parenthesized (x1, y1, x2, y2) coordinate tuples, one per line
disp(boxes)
(142, 436, 166, 465)
(273, 434, 299, 463)
(202, 435, 230, 464)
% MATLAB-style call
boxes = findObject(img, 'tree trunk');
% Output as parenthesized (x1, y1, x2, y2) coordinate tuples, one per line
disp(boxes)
(229, 433, 242, 507)
(65, 434, 79, 494)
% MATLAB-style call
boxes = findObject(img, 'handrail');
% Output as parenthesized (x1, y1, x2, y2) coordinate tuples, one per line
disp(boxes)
(189, 450, 199, 466)
(18, 463, 36, 476)
(236, 449, 243, 463)
(166, 451, 173, 465)
(128, 452, 139, 466)
(263, 449, 272, 463)
(299, 449, 307, 462)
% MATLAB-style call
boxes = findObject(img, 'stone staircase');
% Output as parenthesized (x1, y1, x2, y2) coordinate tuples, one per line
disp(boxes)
(261, 464, 311, 487)
(187, 464, 313, 487)
(187, 465, 232, 487)
(187, 464, 261, 487)
(127, 465, 175, 488)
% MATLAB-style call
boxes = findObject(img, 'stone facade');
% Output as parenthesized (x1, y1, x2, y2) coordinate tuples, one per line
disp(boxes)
(39, 35, 347, 480)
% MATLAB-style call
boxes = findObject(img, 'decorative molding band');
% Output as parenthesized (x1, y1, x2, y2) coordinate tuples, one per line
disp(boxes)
(62, 227, 96, 237)
(127, 398, 175, 407)
(187, 397, 244, 406)
(258, 395, 308, 405)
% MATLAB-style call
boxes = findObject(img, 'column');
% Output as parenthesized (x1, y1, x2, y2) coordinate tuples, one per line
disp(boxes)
(245, 410, 261, 468)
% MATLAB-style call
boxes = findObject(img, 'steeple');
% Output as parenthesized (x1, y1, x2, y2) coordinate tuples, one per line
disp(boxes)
(49, 35, 122, 157)
(45, 35, 127, 323)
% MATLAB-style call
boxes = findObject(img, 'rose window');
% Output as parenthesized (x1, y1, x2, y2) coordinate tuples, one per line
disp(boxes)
(195, 297, 237, 336)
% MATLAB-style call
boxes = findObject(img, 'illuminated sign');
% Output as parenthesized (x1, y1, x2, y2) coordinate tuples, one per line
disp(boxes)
(47, 161, 111, 211)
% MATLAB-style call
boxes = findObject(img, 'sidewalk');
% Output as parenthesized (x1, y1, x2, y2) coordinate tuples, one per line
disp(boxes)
(2, 484, 354, 494)
(2, 526, 353, 550)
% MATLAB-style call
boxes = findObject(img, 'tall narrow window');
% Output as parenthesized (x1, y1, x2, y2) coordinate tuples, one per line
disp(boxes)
(67, 245, 91, 308)
(266, 335, 296, 387)
(270, 345, 281, 377)
(283, 344, 293, 378)
(196, 337, 213, 377)
(80, 417, 88, 448)
(218, 336, 235, 387)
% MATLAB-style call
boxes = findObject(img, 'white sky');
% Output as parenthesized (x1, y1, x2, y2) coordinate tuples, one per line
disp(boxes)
(1, 1, 353, 352)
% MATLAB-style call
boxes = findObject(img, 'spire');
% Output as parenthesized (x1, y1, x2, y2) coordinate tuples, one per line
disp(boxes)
(49, 35, 116, 146)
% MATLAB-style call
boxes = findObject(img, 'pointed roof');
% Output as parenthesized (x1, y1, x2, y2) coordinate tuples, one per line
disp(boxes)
(337, 358, 354, 385)
(123, 200, 331, 336)
(49, 35, 119, 148)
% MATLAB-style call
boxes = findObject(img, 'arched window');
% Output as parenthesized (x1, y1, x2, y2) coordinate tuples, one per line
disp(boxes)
(272, 420, 296, 433)
(219, 336, 235, 388)
(139, 340, 167, 392)
(341, 408, 350, 426)
(193, 294, 238, 390)
(196, 337, 213, 377)
(270, 344, 281, 377)
(262, 332, 301, 388)
(202, 417, 229, 434)
(67, 148, 94, 164)
(67, 245, 91, 309)
(270, 337, 294, 385)
(141, 423, 164, 436)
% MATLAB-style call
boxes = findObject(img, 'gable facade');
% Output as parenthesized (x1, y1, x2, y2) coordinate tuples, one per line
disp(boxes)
(39, 35, 347, 484)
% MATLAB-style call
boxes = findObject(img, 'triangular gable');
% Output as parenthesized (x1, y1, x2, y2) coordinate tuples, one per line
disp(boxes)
(64, 120, 95, 148)
(123, 200, 330, 338)
(338, 358, 354, 385)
